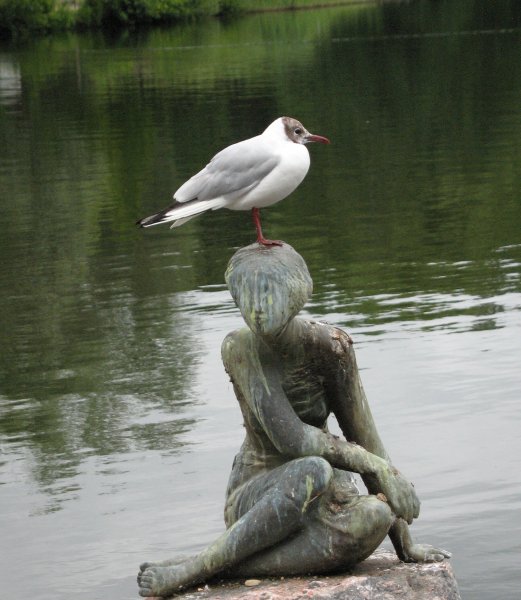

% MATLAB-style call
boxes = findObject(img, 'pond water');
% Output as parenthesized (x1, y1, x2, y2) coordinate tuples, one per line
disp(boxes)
(1, 1, 521, 598)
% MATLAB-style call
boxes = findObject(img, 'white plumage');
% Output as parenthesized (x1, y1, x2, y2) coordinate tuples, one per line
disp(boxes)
(137, 116, 329, 245)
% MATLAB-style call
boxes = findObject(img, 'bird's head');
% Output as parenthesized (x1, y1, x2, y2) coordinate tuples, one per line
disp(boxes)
(281, 116, 330, 145)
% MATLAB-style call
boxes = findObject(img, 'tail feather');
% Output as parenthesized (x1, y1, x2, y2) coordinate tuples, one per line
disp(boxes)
(137, 197, 225, 228)
(169, 215, 196, 228)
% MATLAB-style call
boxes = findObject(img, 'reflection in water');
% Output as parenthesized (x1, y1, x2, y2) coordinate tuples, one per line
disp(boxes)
(312, 244, 521, 336)
(1, 2, 521, 599)
(0, 56, 21, 105)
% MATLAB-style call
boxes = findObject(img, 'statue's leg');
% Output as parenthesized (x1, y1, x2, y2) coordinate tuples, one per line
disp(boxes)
(226, 493, 393, 578)
(138, 457, 333, 597)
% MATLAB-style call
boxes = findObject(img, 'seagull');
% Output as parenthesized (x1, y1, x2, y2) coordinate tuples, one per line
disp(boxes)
(136, 116, 330, 246)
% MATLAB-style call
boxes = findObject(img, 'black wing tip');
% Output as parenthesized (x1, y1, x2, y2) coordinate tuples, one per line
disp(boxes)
(136, 200, 180, 228)
(136, 215, 163, 228)
(136, 216, 154, 228)
(136, 198, 201, 229)
(136, 215, 168, 228)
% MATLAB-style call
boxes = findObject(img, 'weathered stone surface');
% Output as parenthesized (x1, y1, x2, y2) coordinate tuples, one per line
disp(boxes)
(172, 551, 460, 600)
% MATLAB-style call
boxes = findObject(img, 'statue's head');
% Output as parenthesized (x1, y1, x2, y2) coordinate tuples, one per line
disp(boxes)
(225, 244, 312, 339)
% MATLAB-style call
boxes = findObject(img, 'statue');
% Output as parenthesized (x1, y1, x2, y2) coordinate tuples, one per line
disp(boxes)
(138, 243, 450, 598)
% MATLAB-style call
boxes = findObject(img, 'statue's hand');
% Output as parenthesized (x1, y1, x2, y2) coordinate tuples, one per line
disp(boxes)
(374, 461, 420, 524)
(400, 542, 452, 563)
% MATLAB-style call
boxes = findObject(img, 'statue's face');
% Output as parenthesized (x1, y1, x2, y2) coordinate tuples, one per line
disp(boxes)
(226, 246, 312, 339)
(239, 279, 305, 338)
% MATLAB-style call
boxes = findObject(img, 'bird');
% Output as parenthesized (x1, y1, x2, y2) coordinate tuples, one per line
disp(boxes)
(136, 116, 330, 246)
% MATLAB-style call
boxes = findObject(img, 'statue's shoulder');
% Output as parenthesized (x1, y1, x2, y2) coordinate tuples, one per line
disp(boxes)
(221, 327, 255, 356)
(301, 318, 353, 354)
(222, 327, 251, 342)
(300, 317, 348, 337)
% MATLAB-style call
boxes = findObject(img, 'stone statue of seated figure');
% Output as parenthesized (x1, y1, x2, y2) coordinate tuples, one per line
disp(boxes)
(138, 243, 450, 597)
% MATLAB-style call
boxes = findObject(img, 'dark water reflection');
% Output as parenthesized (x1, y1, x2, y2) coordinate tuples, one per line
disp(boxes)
(1, 2, 521, 599)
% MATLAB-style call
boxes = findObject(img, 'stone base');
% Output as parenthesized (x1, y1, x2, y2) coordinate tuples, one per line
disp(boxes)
(173, 551, 460, 599)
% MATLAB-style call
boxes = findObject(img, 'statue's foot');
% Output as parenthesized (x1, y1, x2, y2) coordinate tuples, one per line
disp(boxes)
(139, 556, 185, 571)
(137, 564, 197, 597)
(402, 542, 452, 563)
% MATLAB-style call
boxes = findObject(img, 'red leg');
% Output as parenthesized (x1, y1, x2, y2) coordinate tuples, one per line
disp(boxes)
(252, 208, 283, 247)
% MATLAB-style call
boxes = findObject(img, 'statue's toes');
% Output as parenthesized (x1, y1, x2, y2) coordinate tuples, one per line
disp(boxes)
(433, 548, 452, 560)
(138, 573, 155, 596)
(425, 547, 452, 562)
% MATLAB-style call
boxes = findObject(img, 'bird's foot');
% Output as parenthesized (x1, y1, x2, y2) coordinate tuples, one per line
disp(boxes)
(256, 237, 284, 247)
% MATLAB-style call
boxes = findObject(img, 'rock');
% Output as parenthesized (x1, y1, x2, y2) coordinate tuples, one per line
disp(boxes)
(172, 551, 461, 599)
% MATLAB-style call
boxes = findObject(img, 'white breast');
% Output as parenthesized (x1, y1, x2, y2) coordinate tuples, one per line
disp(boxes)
(228, 142, 310, 211)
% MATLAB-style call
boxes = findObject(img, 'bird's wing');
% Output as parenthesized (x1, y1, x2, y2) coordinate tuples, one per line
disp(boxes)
(174, 137, 280, 203)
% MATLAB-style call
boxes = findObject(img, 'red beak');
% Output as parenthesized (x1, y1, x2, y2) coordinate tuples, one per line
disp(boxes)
(305, 133, 330, 144)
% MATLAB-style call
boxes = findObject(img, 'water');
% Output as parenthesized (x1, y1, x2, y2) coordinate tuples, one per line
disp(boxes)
(1, 1, 521, 598)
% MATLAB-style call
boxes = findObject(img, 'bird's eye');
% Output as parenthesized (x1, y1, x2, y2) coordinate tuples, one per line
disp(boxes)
(294, 127, 303, 135)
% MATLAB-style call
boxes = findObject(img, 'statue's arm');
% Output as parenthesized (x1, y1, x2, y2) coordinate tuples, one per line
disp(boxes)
(323, 329, 389, 459)
(324, 328, 450, 561)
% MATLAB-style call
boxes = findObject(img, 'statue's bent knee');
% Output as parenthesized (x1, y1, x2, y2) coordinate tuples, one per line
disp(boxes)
(326, 495, 393, 564)
(285, 457, 333, 509)
(301, 456, 334, 492)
